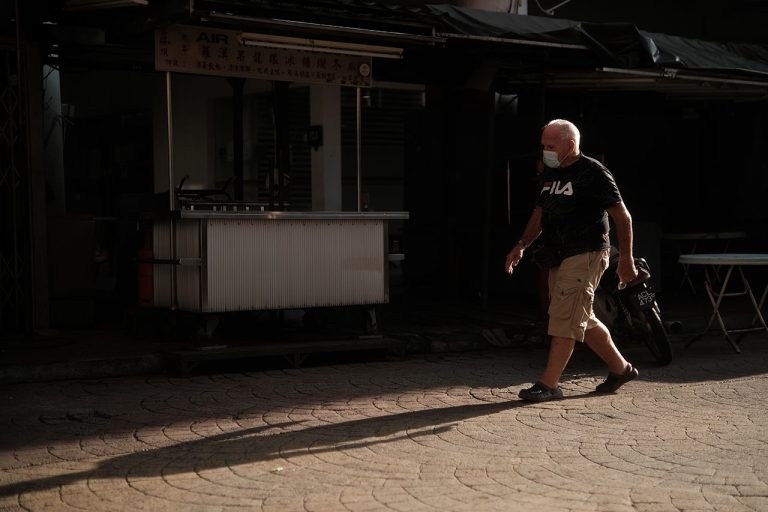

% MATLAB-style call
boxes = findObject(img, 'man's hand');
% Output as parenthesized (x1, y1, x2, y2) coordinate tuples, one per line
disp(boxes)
(606, 202, 637, 286)
(617, 254, 638, 286)
(505, 245, 525, 274)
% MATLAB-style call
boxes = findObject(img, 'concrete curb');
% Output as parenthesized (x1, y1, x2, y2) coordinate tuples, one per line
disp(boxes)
(0, 353, 165, 384)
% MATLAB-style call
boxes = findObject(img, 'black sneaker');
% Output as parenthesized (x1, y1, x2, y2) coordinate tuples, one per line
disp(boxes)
(594, 363, 639, 393)
(518, 382, 563, 402)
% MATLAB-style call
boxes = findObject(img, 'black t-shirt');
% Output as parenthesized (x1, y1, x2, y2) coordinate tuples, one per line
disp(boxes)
(535, 154, 622, 258)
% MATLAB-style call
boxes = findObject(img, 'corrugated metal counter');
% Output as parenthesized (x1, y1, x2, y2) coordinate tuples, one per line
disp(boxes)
(152, 211, 408, 313)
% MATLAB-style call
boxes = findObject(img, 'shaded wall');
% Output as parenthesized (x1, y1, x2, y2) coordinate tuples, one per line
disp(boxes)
(404, 83, 495, 297)
(404, 80, 768, 301)
(496, 89, 768, 296)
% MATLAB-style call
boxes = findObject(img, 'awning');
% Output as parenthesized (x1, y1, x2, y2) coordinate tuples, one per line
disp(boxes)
(188, 0, 444, 46)
(426, 4, 768, 95)
(41, 0, 768, 96)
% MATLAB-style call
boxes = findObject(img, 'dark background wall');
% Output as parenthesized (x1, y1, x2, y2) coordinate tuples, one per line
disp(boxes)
(403, 79, 768, 303)
(384, 0, 768, 303)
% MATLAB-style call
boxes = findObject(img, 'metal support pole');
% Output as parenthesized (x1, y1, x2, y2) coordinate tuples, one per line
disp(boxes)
(356, 87, 362, 212)
(506, 160, 511, 225)
(166, 72, 175, 212)
(480, 89, 495, 307)
(228, 77, 245, 200)
(165, 72, 177, 310)
(18, 0, 50, 331)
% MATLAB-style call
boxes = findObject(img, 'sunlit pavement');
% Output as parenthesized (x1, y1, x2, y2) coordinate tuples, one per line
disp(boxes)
(2, 332, 768, 512)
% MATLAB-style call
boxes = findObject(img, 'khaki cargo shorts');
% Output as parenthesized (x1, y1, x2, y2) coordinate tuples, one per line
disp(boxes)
(547, 249, 610, 342)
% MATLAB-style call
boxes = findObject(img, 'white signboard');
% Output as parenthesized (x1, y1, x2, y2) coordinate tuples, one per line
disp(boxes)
(155, 25, 372, 86)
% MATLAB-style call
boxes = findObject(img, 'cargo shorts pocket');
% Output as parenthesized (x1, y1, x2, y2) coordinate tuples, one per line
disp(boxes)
(549, 284, 578, 320)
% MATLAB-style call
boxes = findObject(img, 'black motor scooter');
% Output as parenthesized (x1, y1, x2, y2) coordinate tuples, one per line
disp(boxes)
(593, 249, 673, 365)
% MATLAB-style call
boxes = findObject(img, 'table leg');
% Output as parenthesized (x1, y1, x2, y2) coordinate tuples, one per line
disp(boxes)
(710, 267, 742, 353)
(741, 267, 768, 336)
(710, 239, 733, 287)
(751, 281, 768, 327)
(678, 240, 699, 293)
(680, 262, 697, 294)
(686, 265, 741, 353)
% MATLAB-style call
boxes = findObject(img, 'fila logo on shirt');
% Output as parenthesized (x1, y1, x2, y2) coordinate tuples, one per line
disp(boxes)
(541, 180, 573, 196)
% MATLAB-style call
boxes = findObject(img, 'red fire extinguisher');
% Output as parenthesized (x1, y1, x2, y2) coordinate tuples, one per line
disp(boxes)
(137, 228, 153, 307)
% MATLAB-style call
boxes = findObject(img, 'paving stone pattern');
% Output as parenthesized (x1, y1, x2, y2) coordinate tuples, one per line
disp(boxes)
(2, 340, 768, 511)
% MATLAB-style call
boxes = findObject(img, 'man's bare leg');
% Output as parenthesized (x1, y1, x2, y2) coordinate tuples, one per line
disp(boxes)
(583, 320, 628, 374)
(539, 336, 575, 389)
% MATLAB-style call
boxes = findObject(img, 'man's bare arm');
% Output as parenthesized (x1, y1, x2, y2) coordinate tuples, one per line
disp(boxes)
(607, 202, 638, 284)
(505, 206, 542, 273)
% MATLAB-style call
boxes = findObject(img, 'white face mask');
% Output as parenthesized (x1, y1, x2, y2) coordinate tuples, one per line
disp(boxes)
(542, 150, 561, 169)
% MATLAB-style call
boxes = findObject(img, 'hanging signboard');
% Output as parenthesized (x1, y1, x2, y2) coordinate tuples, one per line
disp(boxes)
(155, 25, 372, 87)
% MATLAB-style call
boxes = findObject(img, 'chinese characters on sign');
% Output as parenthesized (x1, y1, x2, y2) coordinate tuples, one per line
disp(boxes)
(155, 25, 372, 87)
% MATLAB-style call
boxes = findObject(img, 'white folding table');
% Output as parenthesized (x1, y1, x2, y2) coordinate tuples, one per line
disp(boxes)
(678, 253, 768, 353)
(663, 231, 747, 292)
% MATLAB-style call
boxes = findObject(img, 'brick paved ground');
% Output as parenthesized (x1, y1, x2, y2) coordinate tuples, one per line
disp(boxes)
(2, 334, 768, 511)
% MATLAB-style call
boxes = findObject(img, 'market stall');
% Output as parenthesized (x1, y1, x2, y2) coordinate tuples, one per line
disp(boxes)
(152, 209, 406, 313)
(148, 24, 408, 315)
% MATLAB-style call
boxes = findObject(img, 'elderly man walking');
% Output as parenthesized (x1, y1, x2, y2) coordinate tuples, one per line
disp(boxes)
(506, 119, 639, 401)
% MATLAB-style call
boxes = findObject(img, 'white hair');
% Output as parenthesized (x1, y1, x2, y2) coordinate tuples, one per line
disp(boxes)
(545, 119, 581, 149)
